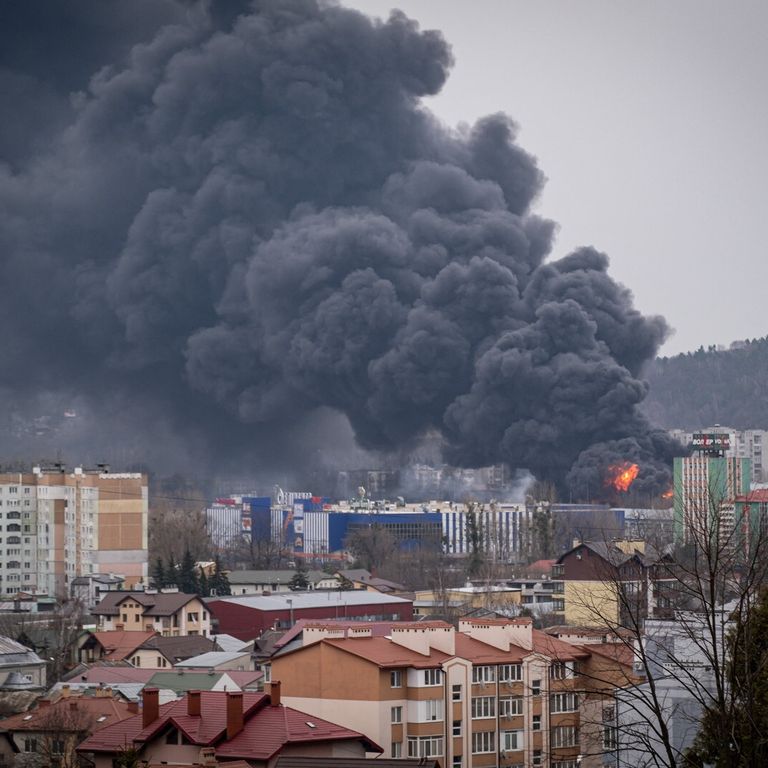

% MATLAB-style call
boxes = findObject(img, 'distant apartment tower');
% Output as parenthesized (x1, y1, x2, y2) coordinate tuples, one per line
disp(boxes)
(669, 425, 765, 482)
(673, 433, 750, 545)
(0, 466, 148, 597)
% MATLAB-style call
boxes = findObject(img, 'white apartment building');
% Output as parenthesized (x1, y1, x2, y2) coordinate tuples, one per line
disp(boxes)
(0, 467, 148, 598)
(669, 426, 766, 482)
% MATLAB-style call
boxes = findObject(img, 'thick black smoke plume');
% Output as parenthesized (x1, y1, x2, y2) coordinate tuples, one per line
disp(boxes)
(0, 0, 678, 493)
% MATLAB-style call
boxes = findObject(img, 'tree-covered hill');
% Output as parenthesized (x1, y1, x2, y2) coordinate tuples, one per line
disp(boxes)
(643, 336, 768, 430)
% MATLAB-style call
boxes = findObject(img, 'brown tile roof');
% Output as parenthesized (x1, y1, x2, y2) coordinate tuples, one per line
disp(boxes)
(323, 637, 450, 669)
(576, 642, 635, 669)
(139, 635, 216, 662)
(92, 591, 199, 617)
(0, 695, 135, 733)
(92, 631, 158, 661)
(78, 692, 380, 759)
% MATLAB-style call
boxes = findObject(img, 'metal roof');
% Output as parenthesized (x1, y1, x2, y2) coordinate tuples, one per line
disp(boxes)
(211, 591, 410, 611)
(175, 651, 251, 668)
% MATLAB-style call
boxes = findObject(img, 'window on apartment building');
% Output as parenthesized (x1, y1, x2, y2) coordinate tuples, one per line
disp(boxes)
(471, 696, 495, 719)
(423, 668, 442, 686)
(553, 761, 579, 768)
(451, 684, 462, 701)
(471, 665, 496, 684)
(532, 715, 541, 731)
(423, 699, 443, 722)
(407, 736, 443, 758)
(452, 756, 462, 768)
(471, 731, 495, 754)
(391, 706, 402, 724)
(391, 742, 402, 758)
(532, 749, 542, 765)
(502, 729, 524, 751)
(390, 670, 402, 688)
(499, 663, 523, 682)
(550, 692, 579, 713)
(263, 665, 271, 683)
(9, 487, 17, 494)
(550, 662, 567, 679)
(499, 696, 523, 717)
(452, 720, 461, 736)
(23, 488, 29, 494)
(531, 679, 541, 696)
(603, 725, 617, 750)
(551, 725, 578, 748)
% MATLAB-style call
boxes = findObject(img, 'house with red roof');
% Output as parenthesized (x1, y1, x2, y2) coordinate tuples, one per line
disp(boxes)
(77, 687, 380, 768)
(269, 618, 626, 768)
(0, 690, 136, 767)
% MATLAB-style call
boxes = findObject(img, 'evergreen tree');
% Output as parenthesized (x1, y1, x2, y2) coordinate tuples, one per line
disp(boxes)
(209, 555, 231, 596)
(198, 569, 209, 598)
(166, 554, 178, 588)
(289, 560, 309, 591)
(178, 548, 199, 594)
(151, 558, 165, 589)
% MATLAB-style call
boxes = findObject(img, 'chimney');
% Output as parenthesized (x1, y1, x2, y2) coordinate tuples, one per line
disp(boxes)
(61, 684, 70, 698)
(269, 681, 281, 708)
(226, 692, 244, 739)
(127, 701, 139, 714)
(69, 701, 78, 711)
(142, 688, 160, 728)
(38, 699, 51, 709)
(188, 690, 201, 717)
(115, 623, 125, 631)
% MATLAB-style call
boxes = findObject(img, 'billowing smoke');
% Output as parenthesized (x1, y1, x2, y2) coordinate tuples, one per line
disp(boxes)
(0, 0, 678, 492)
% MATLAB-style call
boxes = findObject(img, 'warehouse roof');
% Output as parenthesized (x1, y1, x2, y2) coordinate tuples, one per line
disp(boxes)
(210, 591, 410, 611)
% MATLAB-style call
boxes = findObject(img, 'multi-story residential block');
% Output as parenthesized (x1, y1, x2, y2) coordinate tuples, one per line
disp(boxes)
(91, 590, 211, 636)
(0, 466, 148, 597)
(269, 618, 592, 768)
(672, 434, 751, 545)
(669, 425, 766, 482)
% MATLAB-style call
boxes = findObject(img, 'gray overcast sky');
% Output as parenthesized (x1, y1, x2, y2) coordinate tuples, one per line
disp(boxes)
(347, 0, 768, 356)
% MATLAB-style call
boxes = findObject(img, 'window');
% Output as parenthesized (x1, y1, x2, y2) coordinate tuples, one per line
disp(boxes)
(452, 684, 462, 701)
(532, 714, 541, 731)
(531, 679, 541, 696)
(553, 762, 579, 768)
(407, 736, 443, 758)
(424, 699, 443, 721)
(472, 665, 496, 684)
(391, 742, 402, 758)
(51, 739, 65, 755)
(533, 749, 542, 766)
(499, 663, 523, 682)
(453, 720, 461, 736)
(390, 670, 402, 688)
(502, 729, 524, 751)
(499, 696, 523, 717)
(471, 731, 495, 753)
(424, 668, 442, 686)
(452, 757, 462, 768)
(187, 612, 199, 622)
(263, 665, 271, 683)
(24, 738, 37, 753)
(550, 662, 567, 679)
(551, 692, 579, 713)
(603, 725, 617, 750)
(551, 725, 578, 748)
(391, 706, 402, 724)
(471, 696, 495, 719)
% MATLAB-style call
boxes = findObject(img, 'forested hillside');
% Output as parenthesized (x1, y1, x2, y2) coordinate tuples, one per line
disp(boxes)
(643, 336, 768, 430)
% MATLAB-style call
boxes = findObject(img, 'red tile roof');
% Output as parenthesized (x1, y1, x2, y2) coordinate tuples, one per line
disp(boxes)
(274, 619, 400, 649)
(324, 637, 450, 669)
(91, 631, 158, 661)
(78, 692, 379, 760)
(0, 695, 135, 733)
(737, 490, 768, 503)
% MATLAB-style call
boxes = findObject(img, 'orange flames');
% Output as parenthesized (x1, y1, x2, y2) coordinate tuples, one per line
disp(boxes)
(605, 462, 640, 493)
(661, 487, 673, 499)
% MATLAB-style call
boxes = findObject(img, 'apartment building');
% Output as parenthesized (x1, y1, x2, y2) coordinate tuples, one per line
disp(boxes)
(0, 466, 148, 597)
(91, 590, 211, 636)
(669, 425, 766, 482)
(269, 618, 591, 768)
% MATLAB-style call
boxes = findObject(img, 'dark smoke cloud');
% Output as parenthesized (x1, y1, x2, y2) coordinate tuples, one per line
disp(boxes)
(0, 0, 679, 493)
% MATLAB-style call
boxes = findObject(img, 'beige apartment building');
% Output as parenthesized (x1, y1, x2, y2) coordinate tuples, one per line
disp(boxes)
(0, 466, 148, 597)
(270, 619, 593, 768)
